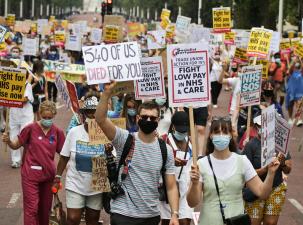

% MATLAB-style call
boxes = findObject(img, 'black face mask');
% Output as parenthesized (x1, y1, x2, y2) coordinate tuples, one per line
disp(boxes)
(231, 67, 237, 72)
(263, 90, 274, 98)
(138, 119, 158, 134)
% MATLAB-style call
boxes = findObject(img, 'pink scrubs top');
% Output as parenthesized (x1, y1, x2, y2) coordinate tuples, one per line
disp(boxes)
(18, 122, 65, 182)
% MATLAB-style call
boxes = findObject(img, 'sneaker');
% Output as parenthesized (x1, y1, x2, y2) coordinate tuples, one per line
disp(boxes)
(296, 119, 303, 127)
(11, 161, 20, 168)
(213, 105, 218, 109)
(288, 119, 294, 126)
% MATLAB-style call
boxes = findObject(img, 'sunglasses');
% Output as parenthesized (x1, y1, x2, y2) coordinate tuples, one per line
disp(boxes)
(139, 115, 159, 122)
(212, 116, 231, 123)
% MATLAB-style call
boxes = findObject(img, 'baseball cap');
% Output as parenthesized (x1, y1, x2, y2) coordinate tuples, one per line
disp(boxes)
(253, 115, 261, 126)
(171, 111, 189, 133)
(79, 96, 99, 112)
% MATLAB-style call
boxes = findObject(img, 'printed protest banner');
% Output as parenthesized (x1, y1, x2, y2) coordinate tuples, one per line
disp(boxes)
(0, 25, 7, 43)
(55, 31, 65, 43)
(82, 41, 142, 84)
(66, 35, 82, 51)
(161, 9, 171, 20)
(147, 30, 166, 50)
(233, 48, 248, 64)
(275, 113, 291, 155)
(90, 28, 102, 44)
(239, 65, 262, 107)
(54, 74, 71, 109)
(79, 21, 88, 34)
(72, 23, 81, 36)
(91, 155, 111, 192)
(256, 60, 269, 79)
(88, 118, 126, 144)
(6, 14, 15, 26)
(261, 104, 276, 167)
(270, 31, 280, 54)
(0, 67, 26, 108)
(294, 43, 303, 58)
(166, 24, 176, 39)
(212, 7, 231, 33)
(127, 22, 141, 38)
(111, 81, 134, 96)
(22, 38, 38, 56)
(224, 31, 235, 45)
(103, 25, 120, 43)
(291, 37, 301, 48)
(167, 42, 210, 107)
(66, 80, 80, 113)
(135, 56, 165, 100)
(176, 16, 191, 32)
(102, 15, 125, 42)
(247, 27, 273, 58)
(234, 29, 250, 48)
(280, 38, 291, 51)
(43, 60, 85, 75)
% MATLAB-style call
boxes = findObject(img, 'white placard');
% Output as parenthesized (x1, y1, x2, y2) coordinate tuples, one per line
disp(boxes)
(22, 38, 38, 56)
(73, 23, 81, 36)
(65, 35, 82, 51)
(167, 42, 210, 107)
(147, 30, 166, 50)
(37, 19, 48, 34)
(176, 15, 191, 32)
(90, 28, 102, 43)
(261, 104, 276, 167)
(0, 25, 7, 43)
(189, 25, 211, 43)
(82, 41, 142, 84)
(54, 73, 71, 109)
(135, 56, 165, 100)
(79, 21, 88, 34)
(239, 65, 262, 107)
(270, 31, 281, 54)
(275, 113, 291, 155)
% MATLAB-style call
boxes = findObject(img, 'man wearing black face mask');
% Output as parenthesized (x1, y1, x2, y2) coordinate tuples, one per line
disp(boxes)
(95, 82, 180, 225)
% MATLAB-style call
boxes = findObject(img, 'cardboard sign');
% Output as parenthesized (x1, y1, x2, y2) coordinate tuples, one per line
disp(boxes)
(22, 38, 38, 56)
(147, 30, 166, 50)
(66, 80, 80, 113)
(161, 9, 171, 20)
(135, 56, 165, 100)
(275, 113, 291, 155)
(294, 43, 303, 58)
(256, 60, 269, 79)
(233, 48, 248, 64)
(88, 118, 126, 144)
(0, 67, 26, 108)
(0, 25, 7, 43)
(103, 25, 120, 43)
(212, 7, 231, 33)
(90, 28, 102, 44)
(55, 74, 71, 109)
(224, 32, 235, 45)
(261, 104, 276, 167)
(91, 155, 111, 192)
(239, 65, 262, 107)
(102, 15, 125, 42)
(111, 81, 134, 96)
(127, 22, 141, 38)
(176, 16, 191, 32)
(247, 27, 273, 58)
(82, 41, 142, 84)
(43, 60, 85, 75)
(37, 19, 48, 34)
(167, 42, 210, 107)
(65, 35, 82, 52)
(6, 14, 15, 26)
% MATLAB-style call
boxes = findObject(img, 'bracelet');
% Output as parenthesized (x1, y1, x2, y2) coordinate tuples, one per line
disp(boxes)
(171, 210, 179, 218)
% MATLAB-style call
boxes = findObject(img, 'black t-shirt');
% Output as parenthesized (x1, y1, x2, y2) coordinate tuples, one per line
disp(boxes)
(242, 137, 291, 188)
(32, 75, 46, 95)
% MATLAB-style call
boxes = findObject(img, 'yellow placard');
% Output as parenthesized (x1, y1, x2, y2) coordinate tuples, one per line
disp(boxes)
(280, 39, 291, 50)
(233, 48, 248, 63)
(0, 67, 26, 108)
(31, 23, 37, 33)
(127, 22, 141, 38)
(288, 31, 294, 39)
(55, 32, 65, 42)
(247, 27, 272, 58)
(0, 42, 7, 51)
(160, 17, 170, 30)
(6, 14, 15, 26)
(103, 25, 119, 43)
(166, 24, 175, 39)
(88, 118, 126, 144)
(61, 20, 69, 29)
(212, 7, 231, 33)
(224, 32, 235, 44)
(294, 43, 303, 58)
(257, 60, 269, 79)
(291, 38, 300, 48)
(161, 9, 171, 20)
(49, 16, 55, 22)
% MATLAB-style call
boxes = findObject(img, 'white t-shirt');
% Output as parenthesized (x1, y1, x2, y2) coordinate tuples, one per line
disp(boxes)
(157, 107, 172, 136)
(210, 62, 222, 82)
(227, 77, 241, 111)
(60, 125, 104, 196)
(198, 153, 256, 182)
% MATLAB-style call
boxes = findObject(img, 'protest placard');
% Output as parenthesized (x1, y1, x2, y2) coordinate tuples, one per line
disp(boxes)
(44, 60, 85, 75)
(270, 31, 280, 54)
(0, 67, 26, 108)
(135, 56, 165, 100)
(247, 27, 273, 58)
(233, 48, 248, 64)
(256, 60, 269, 79)
(22, 37, 38, 56)
(103, 25, 120, 43)
(224, 31, 235, 45)
(147, 30, 166, 50)
(37, 19, 48, 34)
(72, 23, 81, 36)
(291, 37, 301, 48)
(55, 31, 65, 43)
(103, 15, 125, 41)
(82, 41, 142, 84)
(0, 25, 7, 43)
(166, 24, 175, 39)
(61, 20, 69, 29)
(88, 118, 126, 144)
(188, 26, 211, 43)
(176, 16, 191, 32)
(111, 81, 134, 96)
(66, 80, 80, 113)
(275, 113, 291, 155)
(127, 22, 141, 38)
(49, 15, 55, 22)
(6, 14, 15, 26)
(280, 38, 291, 51)
(91, 155, 111, 192)
(79, 21, 88, 34)
(261, 104, 276, 167)
(160, 17, 170, 30)
(212, 7, 231, 33)
(0, 42, 7, 57)
(294, 43, 303, 58)
(167, 42, 210, 107)
(54, 74, 71, 109)
(161, 9, 171, 20)
(239, 65, 262, 107)
(90, 28, 102, 44)
(234, 29, 250, 48)
(65, 35, 82, 52)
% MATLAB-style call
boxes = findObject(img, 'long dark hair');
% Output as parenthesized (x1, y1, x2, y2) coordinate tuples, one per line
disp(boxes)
(206, 118, 237, 155)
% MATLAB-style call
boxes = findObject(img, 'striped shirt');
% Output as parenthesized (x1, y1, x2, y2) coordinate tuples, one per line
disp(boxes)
(111, 127, 175, 218)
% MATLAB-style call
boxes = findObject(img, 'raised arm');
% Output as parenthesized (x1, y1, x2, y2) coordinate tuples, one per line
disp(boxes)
(95, 82, 117, 141)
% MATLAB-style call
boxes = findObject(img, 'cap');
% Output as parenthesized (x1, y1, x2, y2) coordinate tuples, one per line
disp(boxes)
(171, 111, 189, 133)
(253, 115, 261, 126)
(79, 96, 99, 111)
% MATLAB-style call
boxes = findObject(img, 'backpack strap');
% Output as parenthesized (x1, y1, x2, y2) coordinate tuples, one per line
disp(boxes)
(158, 138, 169, 203)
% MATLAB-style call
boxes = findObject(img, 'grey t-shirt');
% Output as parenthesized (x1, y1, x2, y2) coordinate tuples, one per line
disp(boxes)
(111, 127, 175, 218)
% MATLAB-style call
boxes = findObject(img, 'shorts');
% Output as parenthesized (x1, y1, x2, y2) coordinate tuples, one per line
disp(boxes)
(66, 190, 103, 210)
(184, 107, 208, 126)
(245, 183, 287, 219)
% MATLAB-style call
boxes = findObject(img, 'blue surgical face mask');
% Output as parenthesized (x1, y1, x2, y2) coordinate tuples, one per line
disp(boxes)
(127, 108, 137, 117)
(41, 118, 53, 128)
(275, 58, 281, 64)
(155, 98, 166, 106)
(212, 135, 231, 151)
(173, 130, 188, 141)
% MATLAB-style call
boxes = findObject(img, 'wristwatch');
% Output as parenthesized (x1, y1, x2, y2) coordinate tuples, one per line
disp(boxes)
(171, 210, 179, 218)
